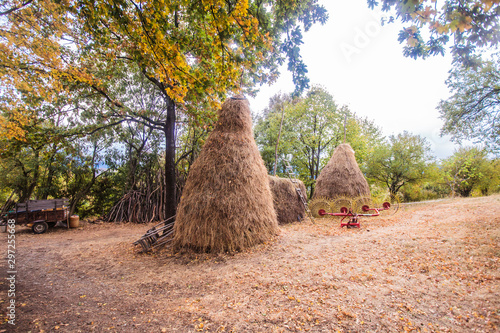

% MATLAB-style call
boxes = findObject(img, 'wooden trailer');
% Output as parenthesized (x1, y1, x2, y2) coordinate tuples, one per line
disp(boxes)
(0, 199, 70, 234)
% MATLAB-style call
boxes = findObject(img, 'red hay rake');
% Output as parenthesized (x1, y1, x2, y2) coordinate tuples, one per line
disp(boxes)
(317, 201, 392, 228)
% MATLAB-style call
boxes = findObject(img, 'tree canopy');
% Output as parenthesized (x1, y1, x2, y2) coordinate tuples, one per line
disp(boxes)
(368, 0, 500, 66)
(442, 146, 490, 197)
(439, 53, 500, 153)
(0, 0, 328, 219)
(254, 86, 384, 197)
(365, 131, 434, 196)
(1, 0, 328, 115)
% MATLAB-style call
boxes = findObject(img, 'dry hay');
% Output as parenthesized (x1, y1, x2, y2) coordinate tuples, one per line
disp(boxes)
(268, 175, 306, 224)
(173, 96, 279, 253)
(313, 143, 370, 200)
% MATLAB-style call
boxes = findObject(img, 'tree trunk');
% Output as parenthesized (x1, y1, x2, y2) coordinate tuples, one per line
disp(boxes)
(273, 104, 285, 176)
(41, 165, 55, 200)
(164, 96, 177, 219)
(41, 145, 59, 200)
(69, 145, 99, 217)
(141, 70, 178, 220)
(69, 177, 96, 217)
(126, 146, 138, 191)
(20, 148, 40, 202)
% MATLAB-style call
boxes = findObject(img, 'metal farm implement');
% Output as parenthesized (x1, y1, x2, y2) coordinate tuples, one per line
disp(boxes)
(318, 201, 391, 228)
(309, 195, 400, 228)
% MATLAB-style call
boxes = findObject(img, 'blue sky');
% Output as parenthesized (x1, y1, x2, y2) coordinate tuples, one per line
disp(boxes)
(249, 0, 461, 159)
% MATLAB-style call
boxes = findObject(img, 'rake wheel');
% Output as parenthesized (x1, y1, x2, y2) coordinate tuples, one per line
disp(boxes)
(309, 198, 333, 218)
(352, 196, 373, 214)
(374, 193, 402, 216)
(331, 196, 353, 217)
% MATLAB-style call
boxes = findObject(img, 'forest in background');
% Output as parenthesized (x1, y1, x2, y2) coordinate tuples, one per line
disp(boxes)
(1, 82, 498, 221)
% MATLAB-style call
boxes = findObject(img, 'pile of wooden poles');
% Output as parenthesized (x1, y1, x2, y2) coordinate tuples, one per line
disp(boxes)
(106, 167, 182, 223)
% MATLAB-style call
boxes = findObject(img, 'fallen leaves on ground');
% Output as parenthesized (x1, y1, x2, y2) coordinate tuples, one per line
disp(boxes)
(0, 195, 498, 332)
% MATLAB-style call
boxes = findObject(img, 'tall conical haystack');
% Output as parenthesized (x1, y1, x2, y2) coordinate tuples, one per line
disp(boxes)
(268, 175, 306, 224)
(313, 143, 370, 199)
(173, 96, 279, 253)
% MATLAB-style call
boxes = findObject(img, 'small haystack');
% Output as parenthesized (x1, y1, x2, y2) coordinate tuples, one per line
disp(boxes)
(173, 96, 279, 253)
(268, 175, 306, 224)
(313, 143, 370, 199)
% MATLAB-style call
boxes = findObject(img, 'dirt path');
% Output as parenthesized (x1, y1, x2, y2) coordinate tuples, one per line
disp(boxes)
(1, 195, 499, 332)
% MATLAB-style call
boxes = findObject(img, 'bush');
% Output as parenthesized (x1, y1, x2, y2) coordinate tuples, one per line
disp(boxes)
(401, 182, 451, 202)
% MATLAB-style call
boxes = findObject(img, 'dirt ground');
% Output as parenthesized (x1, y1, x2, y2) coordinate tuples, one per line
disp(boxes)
(1, 195, 499, 332)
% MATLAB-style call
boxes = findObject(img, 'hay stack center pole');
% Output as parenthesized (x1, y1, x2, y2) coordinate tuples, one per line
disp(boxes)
(273, 103, 286, 176)
(343, 114, 347, 144)
(284, 159, 315, 223)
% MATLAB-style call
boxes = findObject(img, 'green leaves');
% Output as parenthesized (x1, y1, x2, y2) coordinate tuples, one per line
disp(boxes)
(365, 131, 433, 196)
(438, 53, 500, 154)
(441, 147, 491, 197)
(369, 0, 500, 65)
(254, 86, 384, 197)
(2, 0, 327, 218)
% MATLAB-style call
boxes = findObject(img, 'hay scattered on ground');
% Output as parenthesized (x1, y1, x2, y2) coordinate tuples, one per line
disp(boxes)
(268, 175, 306, 224)
(173, 96, 279, 253)
(313, 143, 370, 200)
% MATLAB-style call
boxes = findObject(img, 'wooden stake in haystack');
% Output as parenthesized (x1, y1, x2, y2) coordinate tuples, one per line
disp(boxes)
(312, 143, 371, 200)
(173, 95, 279, 253)
(268, 175, 307, 224)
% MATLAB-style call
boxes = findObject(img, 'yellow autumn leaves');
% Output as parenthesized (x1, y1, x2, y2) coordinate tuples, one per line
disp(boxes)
(0, 0, 255, 138)
(400, 0, 499, 48)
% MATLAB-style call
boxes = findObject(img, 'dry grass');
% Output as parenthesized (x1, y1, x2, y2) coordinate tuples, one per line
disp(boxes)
(1, 195, 499, 332)
(313, 143, 370, 200)
(173, 96, 279, 253)
(268, 176, 306, 224)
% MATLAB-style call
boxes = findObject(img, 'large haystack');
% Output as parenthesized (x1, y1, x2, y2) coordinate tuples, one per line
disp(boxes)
(313, 143, 370, 199)
(268, 176, 306, 224)
(173, 96, 279, 253)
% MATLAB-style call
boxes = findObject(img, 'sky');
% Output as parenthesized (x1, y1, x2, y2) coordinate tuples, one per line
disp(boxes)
(248, 0, 460, 159)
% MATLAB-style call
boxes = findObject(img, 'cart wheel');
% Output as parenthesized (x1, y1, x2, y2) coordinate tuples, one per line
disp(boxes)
(32, 221, 48, 234)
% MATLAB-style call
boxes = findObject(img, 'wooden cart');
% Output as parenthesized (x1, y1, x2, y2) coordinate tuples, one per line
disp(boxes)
(0, 199, 70, 234)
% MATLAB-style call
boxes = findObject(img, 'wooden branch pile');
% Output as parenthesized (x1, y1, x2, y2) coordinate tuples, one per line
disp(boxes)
(133, 215, 175, 252)
(106, 187, 166, 223)
(106, 165, 171, 223)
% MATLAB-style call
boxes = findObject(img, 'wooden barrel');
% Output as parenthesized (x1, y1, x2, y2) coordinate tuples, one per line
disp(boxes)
(69, 215, 80, 228)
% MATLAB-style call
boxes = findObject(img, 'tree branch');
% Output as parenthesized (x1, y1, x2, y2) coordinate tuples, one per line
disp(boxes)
(0, 0, 34, 16)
